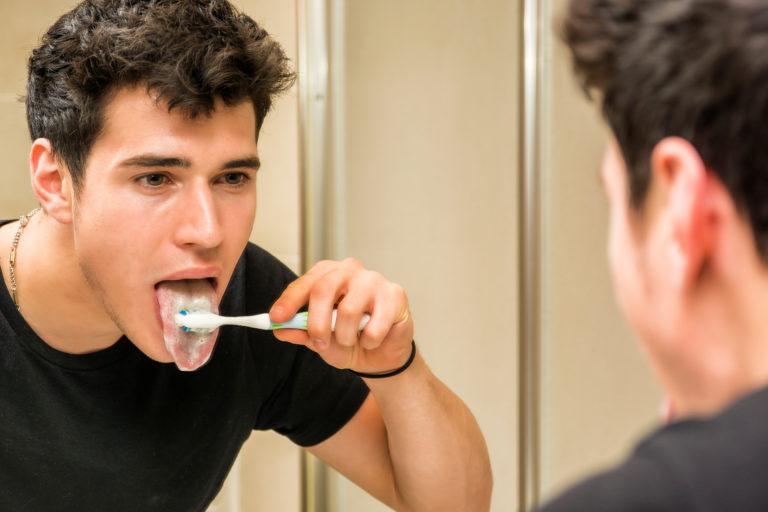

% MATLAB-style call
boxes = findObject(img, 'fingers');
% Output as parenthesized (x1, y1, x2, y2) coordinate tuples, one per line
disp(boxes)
(307, 268, 349, 349)
(272, 328, 309, 346)
(358, 282, 409, 350)
(313, 339, 356, 369)
(270, 259, 337, 323)
(333, 271, 378, 348)
(272, 258, 365, 351)
(270, 258, 413, 373)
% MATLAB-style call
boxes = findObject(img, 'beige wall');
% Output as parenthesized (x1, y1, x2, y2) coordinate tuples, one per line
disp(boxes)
(538, 0, 662, 501)
(0, 0, 70, 218)
(328, 1, 520, 510)
(1, 2, 302, 511)
(247, 0, 302, 275)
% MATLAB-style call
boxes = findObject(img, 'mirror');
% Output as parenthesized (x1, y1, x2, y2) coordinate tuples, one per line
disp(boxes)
(1, 1, 663, 511)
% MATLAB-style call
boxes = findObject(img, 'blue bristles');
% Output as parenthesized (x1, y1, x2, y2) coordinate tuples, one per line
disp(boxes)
(178, 309, 191, 332)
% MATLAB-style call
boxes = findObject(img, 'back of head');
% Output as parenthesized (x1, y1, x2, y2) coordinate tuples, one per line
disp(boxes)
(563, 0, 768, 257)
(26, 0, 295, 191)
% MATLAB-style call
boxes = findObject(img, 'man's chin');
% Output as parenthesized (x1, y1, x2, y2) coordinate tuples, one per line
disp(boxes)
(130, 337, 176, 364)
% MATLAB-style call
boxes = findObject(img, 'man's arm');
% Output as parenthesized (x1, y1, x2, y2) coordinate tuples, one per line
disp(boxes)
(310, 357, 491, 511)
(270, 258, 492, 511)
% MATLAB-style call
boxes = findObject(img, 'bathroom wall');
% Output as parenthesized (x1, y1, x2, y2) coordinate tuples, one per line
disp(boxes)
(538, 0, 662, 501)
(325, 1, 520, 510)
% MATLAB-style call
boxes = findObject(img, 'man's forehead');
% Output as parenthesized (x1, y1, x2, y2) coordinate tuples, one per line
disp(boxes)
(101, 85, 258, 131)
(86, 86, 259, 173)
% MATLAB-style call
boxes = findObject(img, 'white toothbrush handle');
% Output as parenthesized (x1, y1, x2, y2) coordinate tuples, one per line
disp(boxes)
(177, 312, 271, 331)
(178, 311, 371, 331)
(225, 313, 273, 330)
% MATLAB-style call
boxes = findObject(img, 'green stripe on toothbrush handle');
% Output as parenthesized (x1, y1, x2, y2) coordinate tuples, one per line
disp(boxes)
(271, 311, 309, 330)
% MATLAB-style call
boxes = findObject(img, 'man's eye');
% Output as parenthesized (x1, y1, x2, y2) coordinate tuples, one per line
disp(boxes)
(139, 174, 169, 187)
(223, 173, 249, 186)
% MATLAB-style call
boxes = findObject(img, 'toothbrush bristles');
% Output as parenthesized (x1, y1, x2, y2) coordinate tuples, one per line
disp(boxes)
(178, 309, 191, 332)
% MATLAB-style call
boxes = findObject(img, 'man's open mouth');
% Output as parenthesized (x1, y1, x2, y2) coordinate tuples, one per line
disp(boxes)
(155, 278, 220, 371)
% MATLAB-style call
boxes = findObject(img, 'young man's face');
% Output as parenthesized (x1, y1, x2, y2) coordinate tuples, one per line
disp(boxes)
(70, 86, 259, 367)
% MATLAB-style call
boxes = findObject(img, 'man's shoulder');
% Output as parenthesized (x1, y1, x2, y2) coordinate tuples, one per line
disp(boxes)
(238, 242, 297, 279)
(641, 386, 768, 503)
(539, 437, 691, 512)
(643, 386, 768, 463)
(541, 387, 768, 512)
(222, 243, 298, 314)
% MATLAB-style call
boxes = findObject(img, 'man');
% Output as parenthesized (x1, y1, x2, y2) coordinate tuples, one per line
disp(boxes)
(0, 1, 491, 510)
(540, 0, 768, 510)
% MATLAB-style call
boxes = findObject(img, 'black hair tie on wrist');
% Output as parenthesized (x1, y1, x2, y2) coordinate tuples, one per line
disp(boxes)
(349, 340, 417, 379)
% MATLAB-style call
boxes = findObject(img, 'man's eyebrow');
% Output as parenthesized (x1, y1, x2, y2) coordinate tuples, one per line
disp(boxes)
(117, 155, 261, 171)
(223, 157, 261, 171)
(119, 155, 191, 168)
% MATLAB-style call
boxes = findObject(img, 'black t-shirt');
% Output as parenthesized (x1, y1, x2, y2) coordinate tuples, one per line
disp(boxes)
(0, 229, 369, 511)
(539, 385, 768, 511)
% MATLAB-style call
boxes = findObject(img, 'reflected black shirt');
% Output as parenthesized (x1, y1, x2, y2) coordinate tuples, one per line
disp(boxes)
(539, 386, 768, 512)
(0, 228, 369, 511)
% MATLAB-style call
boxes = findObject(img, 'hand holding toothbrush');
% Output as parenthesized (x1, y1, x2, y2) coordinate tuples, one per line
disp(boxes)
(269, 257, 415, 376)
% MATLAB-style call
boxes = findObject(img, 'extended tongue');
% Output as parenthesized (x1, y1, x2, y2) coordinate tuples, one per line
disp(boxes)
(156, 279, 219, 371)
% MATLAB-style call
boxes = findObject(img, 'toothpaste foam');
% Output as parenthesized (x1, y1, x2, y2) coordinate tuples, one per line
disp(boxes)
(156, 279, 219, 371)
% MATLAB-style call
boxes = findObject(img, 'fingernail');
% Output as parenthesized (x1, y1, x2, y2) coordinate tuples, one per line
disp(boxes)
(313, 338, 328, 350)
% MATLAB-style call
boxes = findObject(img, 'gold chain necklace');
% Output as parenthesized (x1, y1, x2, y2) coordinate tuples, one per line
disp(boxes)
(9, 208, 41, 309)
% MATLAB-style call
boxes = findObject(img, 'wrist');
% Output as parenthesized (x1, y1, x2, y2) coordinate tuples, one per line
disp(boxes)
(362, 351, 431, 399)
(349, 340, 417, 379)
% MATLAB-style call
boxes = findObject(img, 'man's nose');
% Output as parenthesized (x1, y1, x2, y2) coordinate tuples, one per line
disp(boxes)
(173, 184, 225, 249)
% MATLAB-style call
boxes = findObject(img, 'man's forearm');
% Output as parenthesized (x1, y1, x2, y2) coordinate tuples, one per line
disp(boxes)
(272, 259, 490, 509)
(365, 353, 493, 511)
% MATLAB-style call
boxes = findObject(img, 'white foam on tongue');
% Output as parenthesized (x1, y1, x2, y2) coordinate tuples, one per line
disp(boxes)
(156, 279, 219, 371)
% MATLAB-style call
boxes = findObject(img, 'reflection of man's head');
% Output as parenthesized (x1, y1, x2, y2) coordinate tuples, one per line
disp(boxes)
(563, 0, 768, 415)
(565, 0, 768, 237)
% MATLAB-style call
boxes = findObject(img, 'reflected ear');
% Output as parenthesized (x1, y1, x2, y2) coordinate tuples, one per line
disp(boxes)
(651, 137, 711, 289)
(29, 138, 73, 224)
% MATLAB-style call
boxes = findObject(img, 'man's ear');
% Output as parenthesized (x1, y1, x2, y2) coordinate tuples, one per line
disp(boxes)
(29, 138, 73, 224)
(651, 137, 712, 290)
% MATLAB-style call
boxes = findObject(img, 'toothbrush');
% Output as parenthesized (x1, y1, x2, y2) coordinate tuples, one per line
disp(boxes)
(175, 309, 371, 334)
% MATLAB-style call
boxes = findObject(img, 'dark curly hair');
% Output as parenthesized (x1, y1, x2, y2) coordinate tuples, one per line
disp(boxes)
(26, 0, 295, 192)
(563, 0, 768, 256)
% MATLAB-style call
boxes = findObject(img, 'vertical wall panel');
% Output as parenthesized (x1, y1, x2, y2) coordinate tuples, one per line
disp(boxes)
(0, 0, 72, 218)
(538, 0, 662, 501)
(330, 2, 521, 510)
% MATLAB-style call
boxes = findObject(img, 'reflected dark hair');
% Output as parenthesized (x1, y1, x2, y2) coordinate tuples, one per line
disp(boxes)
(563, 0, 768, 255)
(26, 0, 295, 191)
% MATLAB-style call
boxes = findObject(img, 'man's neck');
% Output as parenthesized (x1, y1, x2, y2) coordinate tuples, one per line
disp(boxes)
(660, 264, 768, 420)
(0, 214, 123, 354)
